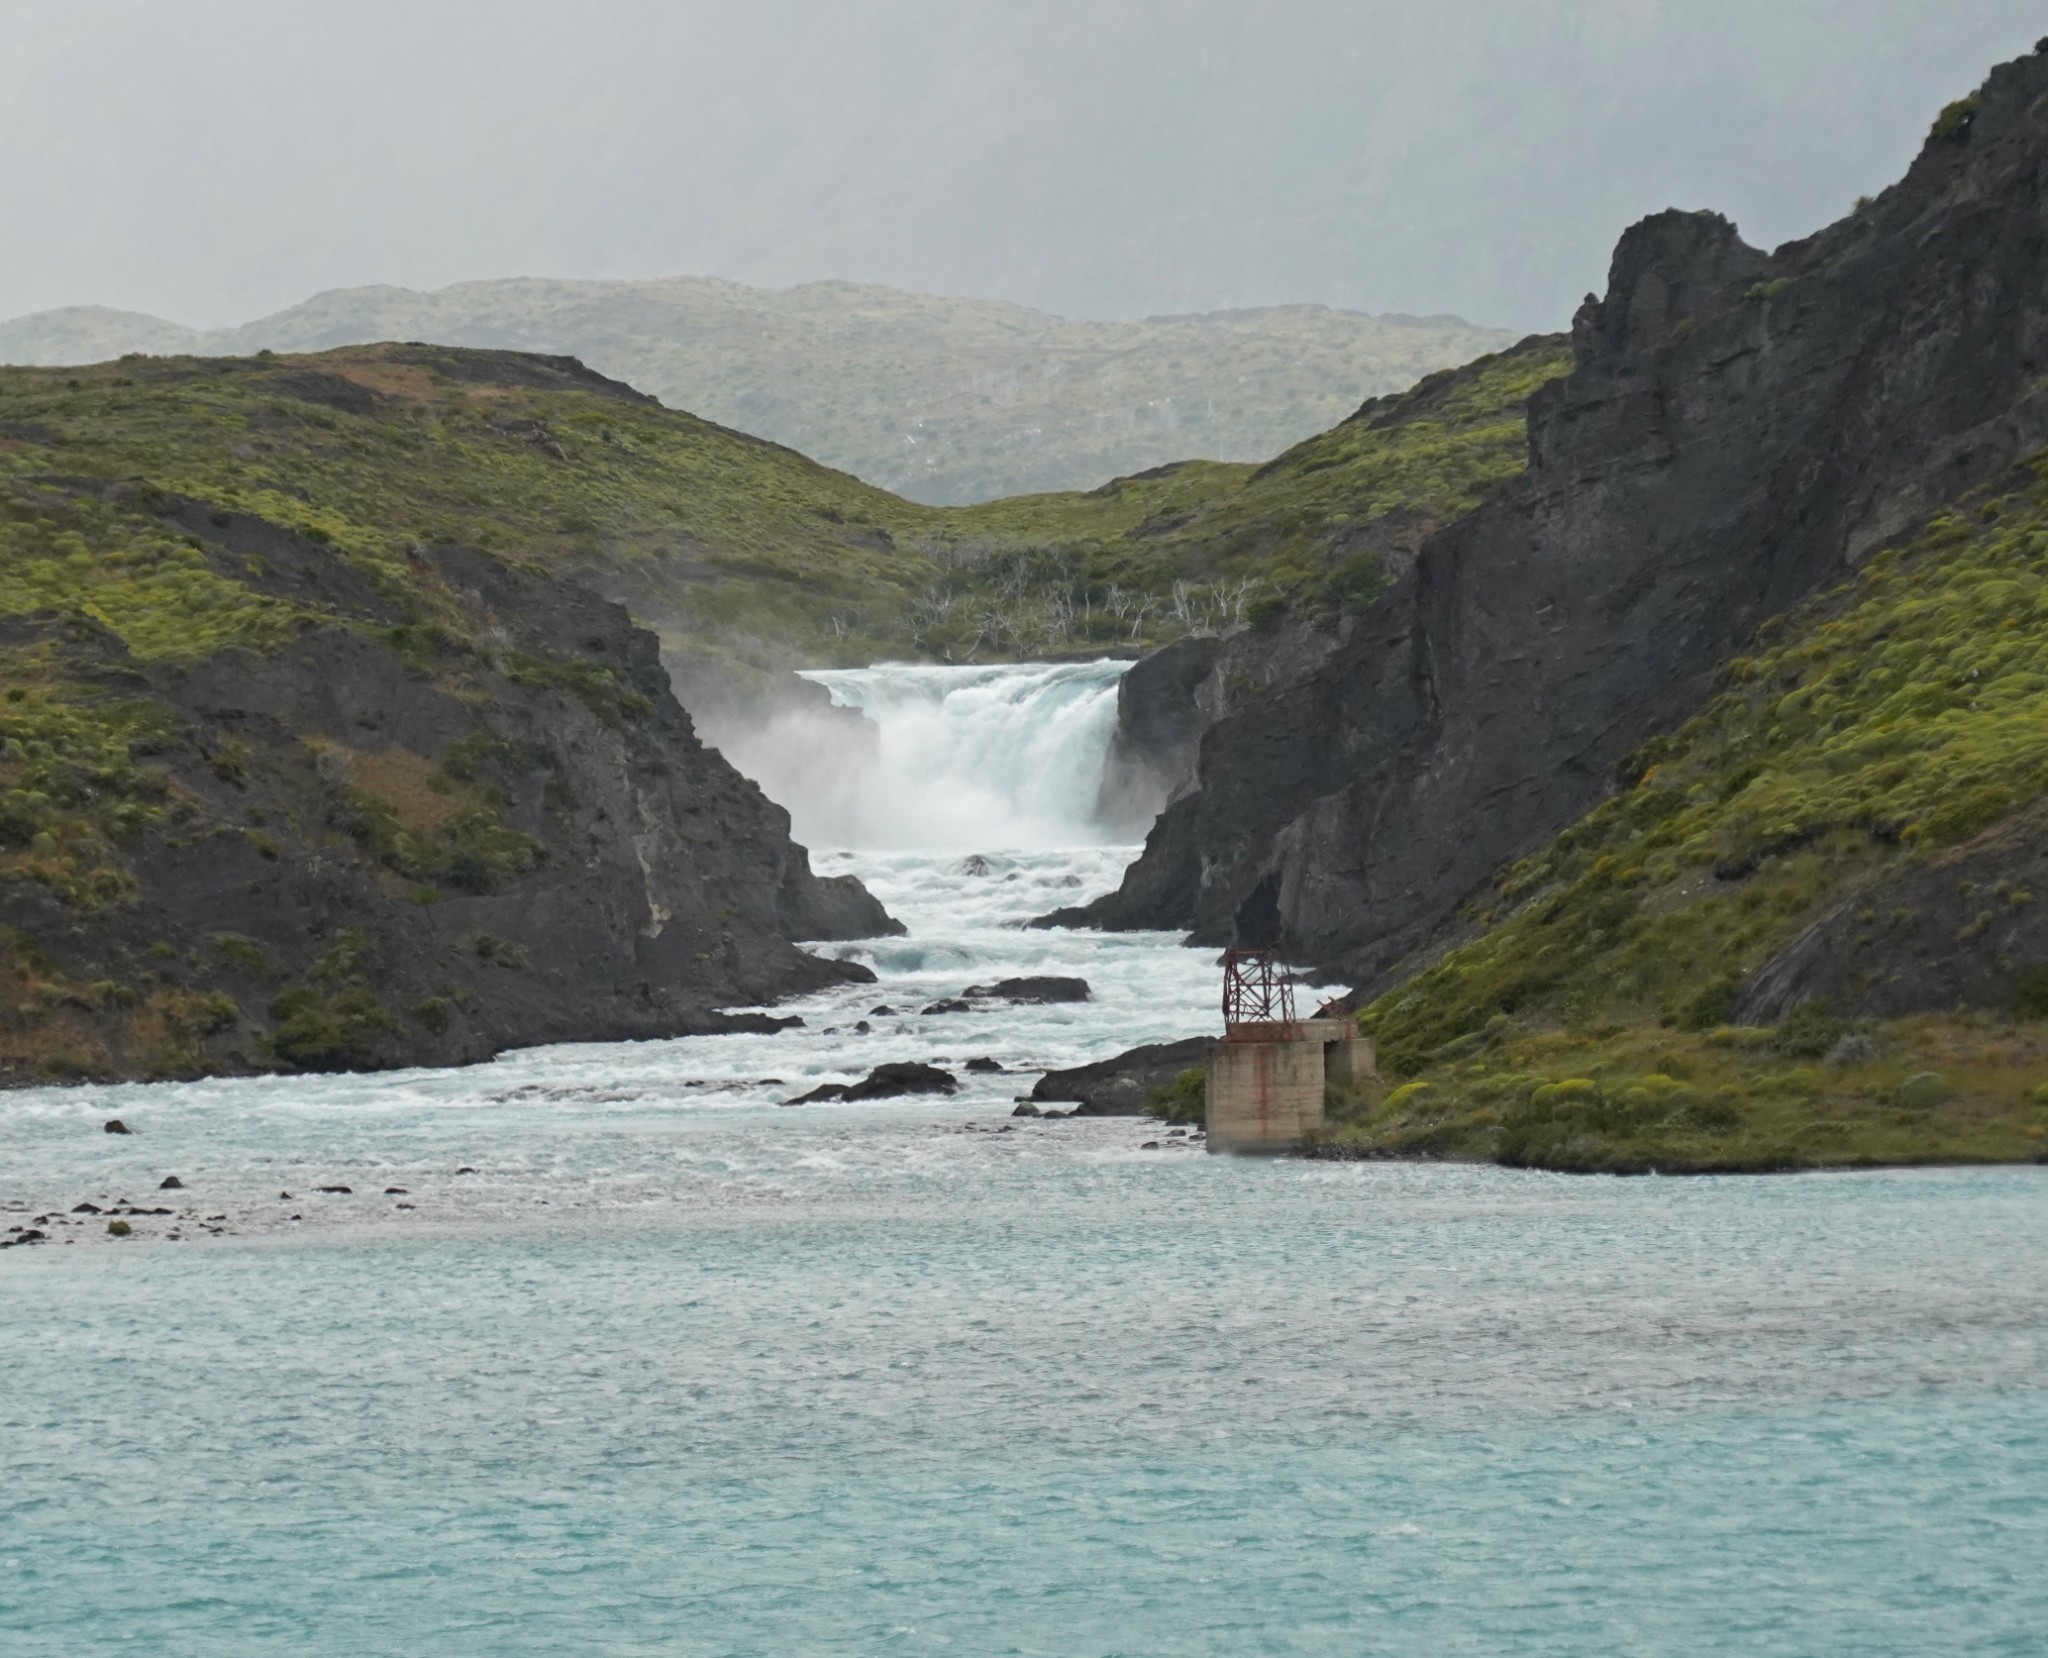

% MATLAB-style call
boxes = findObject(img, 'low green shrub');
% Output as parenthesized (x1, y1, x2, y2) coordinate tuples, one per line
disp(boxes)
(2013, 966, 2048, 1021)
(1930, 95, 1980, 142)
(268, 984, 397, 1071)
(1897, 1071, 1950, 1110)
(1145, 1067, 1206, 1125)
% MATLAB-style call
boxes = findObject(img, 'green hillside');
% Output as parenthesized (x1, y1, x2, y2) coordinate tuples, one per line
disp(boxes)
(1329, 459, 2048, 1171)
(0, 337, 1562, 1079)
(0, 278, 1516, 504)
(0, 338, 1564, 703)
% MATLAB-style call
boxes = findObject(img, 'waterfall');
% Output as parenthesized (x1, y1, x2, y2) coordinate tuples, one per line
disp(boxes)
(718, 660, 1131, 852)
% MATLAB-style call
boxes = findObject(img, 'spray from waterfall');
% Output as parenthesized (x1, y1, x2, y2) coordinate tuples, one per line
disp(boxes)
(713, 660, 1132, 852)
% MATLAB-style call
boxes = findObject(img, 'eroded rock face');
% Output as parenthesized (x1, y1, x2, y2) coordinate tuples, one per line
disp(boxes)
(1062, 46, 2048, 992)
(0, 526, 899, 1083)
(1094, 636, 1222, 834)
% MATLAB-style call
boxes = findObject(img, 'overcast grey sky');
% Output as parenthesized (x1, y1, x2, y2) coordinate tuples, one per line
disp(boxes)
(3, 1, 2040, 332)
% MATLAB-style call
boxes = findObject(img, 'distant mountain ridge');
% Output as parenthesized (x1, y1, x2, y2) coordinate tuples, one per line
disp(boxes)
(0, 278, 1513, 504)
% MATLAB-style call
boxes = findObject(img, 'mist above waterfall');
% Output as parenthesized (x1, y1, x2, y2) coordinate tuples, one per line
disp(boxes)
(716, 661, 1132, 852)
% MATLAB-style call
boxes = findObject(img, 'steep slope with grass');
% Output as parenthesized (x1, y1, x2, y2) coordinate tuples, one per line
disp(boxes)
(0, 355, 894, 1085)
(1334, 463, 2048, 1170)
(1068, 47, 2048, 1010)
(0, 279, 1515, 504)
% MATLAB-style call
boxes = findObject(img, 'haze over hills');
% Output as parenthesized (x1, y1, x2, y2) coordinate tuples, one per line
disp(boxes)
(0, 280, 1513, 505)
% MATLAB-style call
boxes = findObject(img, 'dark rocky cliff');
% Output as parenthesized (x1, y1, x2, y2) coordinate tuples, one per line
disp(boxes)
(1059, 45, 2048, 995)
(0, 495, 896, 1084)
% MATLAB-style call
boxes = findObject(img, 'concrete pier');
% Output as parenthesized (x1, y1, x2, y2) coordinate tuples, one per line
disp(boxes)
(1205, 1018, 1375, 1154)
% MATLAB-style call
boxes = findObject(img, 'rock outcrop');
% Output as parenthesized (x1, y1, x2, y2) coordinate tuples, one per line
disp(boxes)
(0, 511, 898, 1083)
(1056, 46, 2048, 994)
(959, 976, 1091, 1005)
(1094, 635, 1222, 833)
(1029, 1036, 1217, 1115)
(788, 1061, 959, 1103)
(1734, 803, 2048, 1026)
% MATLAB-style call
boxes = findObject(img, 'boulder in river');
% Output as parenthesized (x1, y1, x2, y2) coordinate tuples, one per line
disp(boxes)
(103, 1119, 132, 1135)
(960, 976, 1091, 1004)
(1031, 1036, 1217, 1115)
(965, 1057, 1005, 1073)
(845, 1062, 959, 1100)
(159, 1176, 183, 1190)
(921, 999, 972, 1016)
(790, 1061, 962, 1104)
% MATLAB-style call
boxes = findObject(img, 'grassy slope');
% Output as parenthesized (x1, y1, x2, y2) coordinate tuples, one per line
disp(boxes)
(0, 279, 1517, 505)
(0, 339, 1565, 689)
(912, 334, 1571, 649)
(1326, 459, 2048, 1171)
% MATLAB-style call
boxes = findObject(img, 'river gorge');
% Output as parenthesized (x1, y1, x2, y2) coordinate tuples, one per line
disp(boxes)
(4, 661, 2044, 1653)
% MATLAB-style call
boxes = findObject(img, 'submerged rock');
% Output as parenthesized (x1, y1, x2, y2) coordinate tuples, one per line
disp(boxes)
(921, 999, 972, 1016)
(1012, 1102, 1041, 1117)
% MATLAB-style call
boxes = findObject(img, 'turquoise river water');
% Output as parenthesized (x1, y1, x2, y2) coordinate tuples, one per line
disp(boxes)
(4, 663, 2045, 1654)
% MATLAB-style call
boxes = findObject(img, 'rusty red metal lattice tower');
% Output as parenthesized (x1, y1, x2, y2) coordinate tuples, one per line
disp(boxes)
(1221, 946, 1296, 1033)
